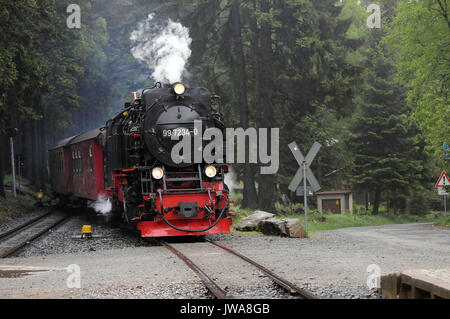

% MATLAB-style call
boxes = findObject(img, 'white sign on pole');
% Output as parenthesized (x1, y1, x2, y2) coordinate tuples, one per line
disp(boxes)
(296, 186, 314, 197)
(438, 188, 449, 196)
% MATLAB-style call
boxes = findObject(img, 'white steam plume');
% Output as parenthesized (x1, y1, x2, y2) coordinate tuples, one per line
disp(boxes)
(130, 13, 192, 84)
(224, 167, 237, 194)
(89, 194, 112, 215)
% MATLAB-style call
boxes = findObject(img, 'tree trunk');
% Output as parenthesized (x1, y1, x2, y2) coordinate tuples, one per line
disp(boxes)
(39, 120, 47, 185)
(0, 135, 5, 198)
(24, 119, 33, 182)
(372, 187, 381, 215)
(256, 0, 276, 212)
(31, 120, 40, 188)
(231, 0, 258, 208)
(365, 192, 369, 211)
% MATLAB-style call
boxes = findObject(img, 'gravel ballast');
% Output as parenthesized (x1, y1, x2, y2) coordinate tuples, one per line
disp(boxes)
(0, 210, 449, 299)
(0, 208, 50, 235)
(15, 213, 152, 258)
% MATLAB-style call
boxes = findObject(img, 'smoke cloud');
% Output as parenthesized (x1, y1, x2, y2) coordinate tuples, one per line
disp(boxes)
(88, 194, 112, 215)
(224, 167, 237, 194)
(130, 13, 192, 84)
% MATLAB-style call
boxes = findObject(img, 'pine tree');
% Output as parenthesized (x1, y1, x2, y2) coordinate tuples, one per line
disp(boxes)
(348, 31, 424, 215)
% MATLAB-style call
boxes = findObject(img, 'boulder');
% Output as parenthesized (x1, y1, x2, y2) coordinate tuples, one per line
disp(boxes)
(258, 218, 287, 236)
(235, 210, 275, 231)
(258, 218, 307, 238)
(284, 218, 307, 238)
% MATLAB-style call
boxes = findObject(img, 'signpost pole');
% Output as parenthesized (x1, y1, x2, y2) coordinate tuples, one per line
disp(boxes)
(445, 194, 447, 216)
(9, 136, 16, 198)
(17, 155, 21, 195)
(303, 161, 308, 233)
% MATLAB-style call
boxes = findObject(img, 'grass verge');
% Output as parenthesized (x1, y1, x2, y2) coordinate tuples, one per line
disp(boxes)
(230, 192, 448, 232)
(277, 212, 439, 232)
(435, 215, 450, 227)
(0, 175, 38, 225)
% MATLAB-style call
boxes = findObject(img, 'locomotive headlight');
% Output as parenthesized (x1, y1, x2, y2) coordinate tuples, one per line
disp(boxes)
(205, 165, 217, 178)
(152, 167, 164, 180)
(173, 82, 186, 95)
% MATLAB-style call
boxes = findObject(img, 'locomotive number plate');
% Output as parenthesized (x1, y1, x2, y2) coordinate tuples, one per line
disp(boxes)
(162, 127, 199, 138)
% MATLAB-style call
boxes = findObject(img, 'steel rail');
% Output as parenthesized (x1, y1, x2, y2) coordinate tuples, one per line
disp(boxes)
(157, 240, 227, 299)
(205, 238, 318, 299)
(0, 211, 53, 240)
(0, 213, 70, 258)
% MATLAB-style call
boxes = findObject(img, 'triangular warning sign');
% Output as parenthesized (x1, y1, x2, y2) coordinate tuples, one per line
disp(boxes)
(435, 171, 450, 188)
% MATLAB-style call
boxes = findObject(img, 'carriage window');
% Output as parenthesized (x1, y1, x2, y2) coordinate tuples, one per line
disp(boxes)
(78, 150, 82, 172)
(89, 145, 94, 172)
(73, 150, 78, 173)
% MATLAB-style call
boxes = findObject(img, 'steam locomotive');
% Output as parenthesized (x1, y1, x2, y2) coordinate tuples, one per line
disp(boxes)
(49, 83, 233, 237)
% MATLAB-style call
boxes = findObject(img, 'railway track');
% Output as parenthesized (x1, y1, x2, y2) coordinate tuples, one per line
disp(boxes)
(158, 238, 317, 299)
(0, 211, 70, 258)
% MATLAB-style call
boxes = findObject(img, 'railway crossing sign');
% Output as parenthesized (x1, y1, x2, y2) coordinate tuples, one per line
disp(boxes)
(288, 141, 321, 233)
(288, 142, 321, 192)
(435, 171, 448, 216)
(435, 171, 450, 188)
